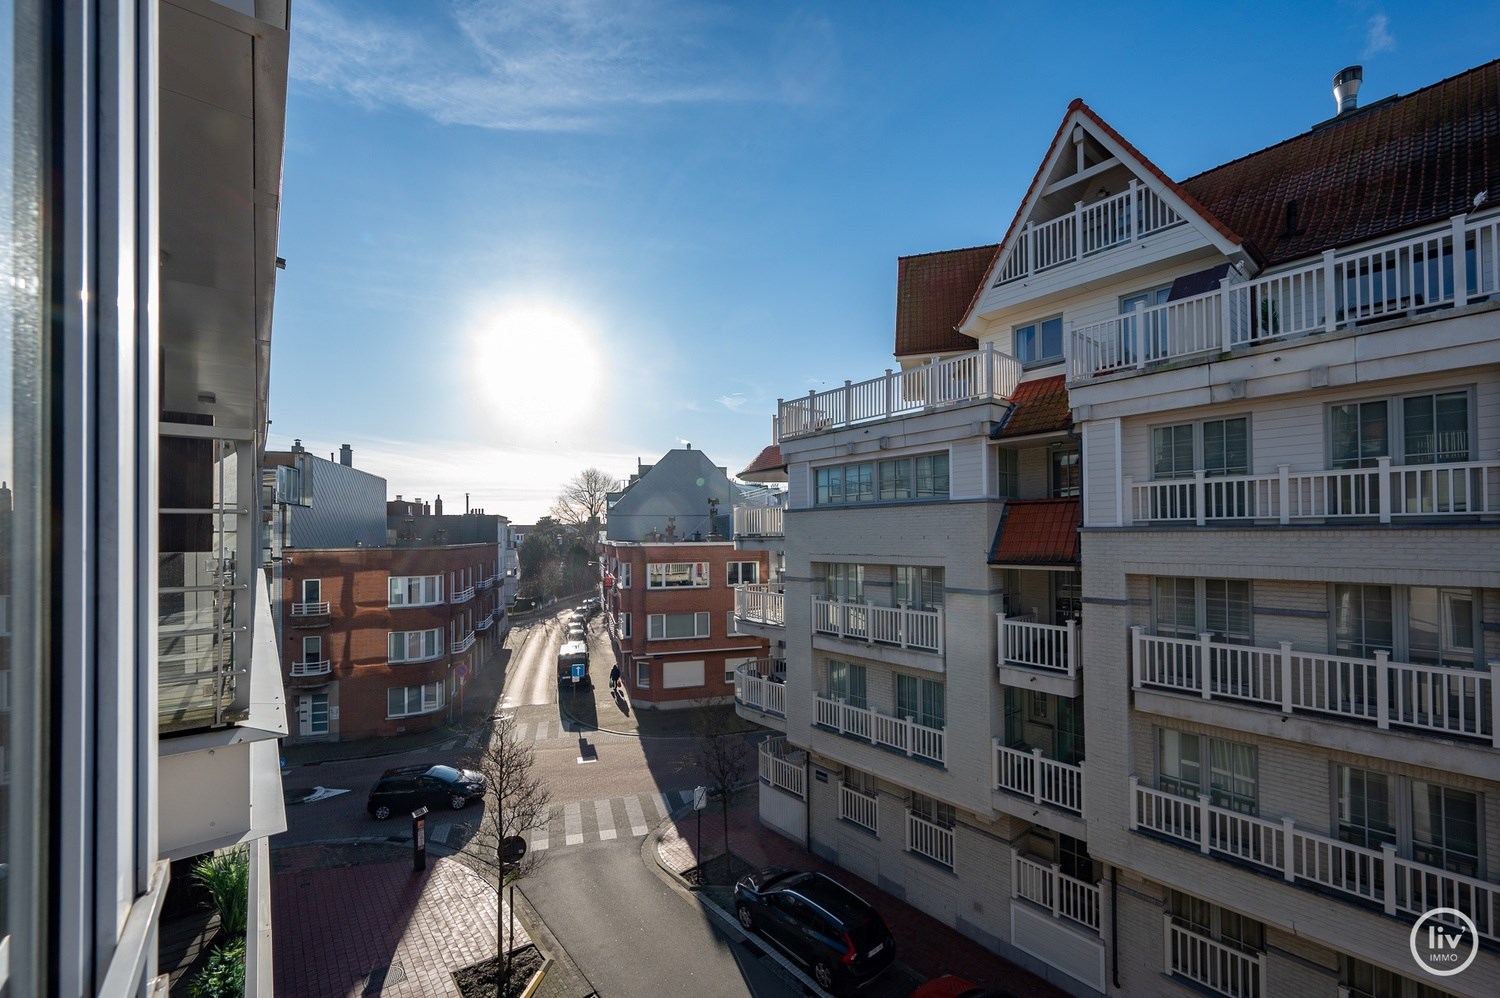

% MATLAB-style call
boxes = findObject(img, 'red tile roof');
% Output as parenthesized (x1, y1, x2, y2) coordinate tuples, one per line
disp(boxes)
(1180, 59, 1500, 267)
(895, 245, 998, 358)
(995, 375, 1071, 438)
(738, 443, 785, 479)
(989, 498, 1080, 566)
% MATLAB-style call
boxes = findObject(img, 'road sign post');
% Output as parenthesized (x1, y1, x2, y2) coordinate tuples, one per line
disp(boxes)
(694, 785, 707, 862)
(412, 806, 429, 872)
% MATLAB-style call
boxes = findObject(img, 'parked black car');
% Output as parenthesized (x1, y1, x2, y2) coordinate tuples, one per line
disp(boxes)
(734, 867, 895, 994)
(366, 764, 485, 820)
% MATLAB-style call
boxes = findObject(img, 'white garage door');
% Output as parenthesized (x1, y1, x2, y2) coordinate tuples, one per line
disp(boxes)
(662, 660, 705, 689)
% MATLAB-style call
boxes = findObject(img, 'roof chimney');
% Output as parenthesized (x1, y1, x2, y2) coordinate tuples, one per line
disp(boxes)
(434, 495, 444, 516)
(291, 438, 304, 454)
(339, 443, 352, 467)
(1333, 65, 1363, 114)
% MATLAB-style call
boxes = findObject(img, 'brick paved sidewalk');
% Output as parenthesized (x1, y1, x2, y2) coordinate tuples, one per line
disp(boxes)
(655, 794, 1070, 998)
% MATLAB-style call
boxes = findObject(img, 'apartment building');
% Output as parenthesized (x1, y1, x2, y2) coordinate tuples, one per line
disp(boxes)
(738, 62, 1499, 997)
(266, 445, 513, 740)
(604, 447, 772, 708)
(1, 1, 292, 993)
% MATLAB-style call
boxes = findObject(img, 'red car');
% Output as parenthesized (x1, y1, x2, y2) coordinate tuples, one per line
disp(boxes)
(908, 976, 1017, 998)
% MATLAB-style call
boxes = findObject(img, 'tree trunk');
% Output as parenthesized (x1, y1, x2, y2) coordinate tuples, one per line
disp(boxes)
(721, 796, 730, 863)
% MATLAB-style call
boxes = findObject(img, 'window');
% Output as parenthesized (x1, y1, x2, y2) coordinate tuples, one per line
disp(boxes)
(910, 793, 955, 829)
(1050, 447, 1080, 497)
(1152, 417, 1249, 479)
(662, 660, 706, 689)
(1338, 766, 1397, 850)
(647, 611, 710, 640)
(1331, 390, 1471, 468)
(879, 458, 911, 500)
(1167, 890, 1265, 953)
(388, 575, 442, 607)
(894, 566, 943, 610)
(996, 448, 1019, 499)
(896, 674, 944, 729)
(817, 455, 948, 505)
(1159, 729, 1258, 814)
(617, 563, 631, 589)
(1340, 955, 1460, 998)
(302, 578, 322, 602)
(818, 563, 865, 601)
(1154, 577, 1251, 644)
(1122, 285, 1173, 361)
(844, 766, 878, 796)
(301, 635, 323, 665)
(727, 561, 759, 586)
(0, 670, 9, 713)
(827, 659, 867, 710)
(915, 453, 949, 498)
(1337, 768, 1481, 878)
(1334, 585, 1476, 667)
(618, 612, 631, 639)
(635, 660, 651, 688)
(647, 562, 709, 589)
(1014, 315, 1064, 366)
(388, 628, 444, 663)
(387, 681, 444, 718)
(301, 692, 330, 736)
(815, 462, 872, 504)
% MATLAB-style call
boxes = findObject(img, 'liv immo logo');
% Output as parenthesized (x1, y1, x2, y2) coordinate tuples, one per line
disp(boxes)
(1409, 908, 1479, 977)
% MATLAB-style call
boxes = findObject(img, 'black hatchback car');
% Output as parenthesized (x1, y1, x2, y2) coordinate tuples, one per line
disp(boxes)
(734, 867, 895, 994)
(366, 764, 485, 820)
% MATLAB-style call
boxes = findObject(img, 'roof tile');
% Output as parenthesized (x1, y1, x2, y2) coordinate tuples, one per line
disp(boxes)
(989, 498, 1080, 566)
(995, 375, 1071, 438)
(895, 245, 998, 358)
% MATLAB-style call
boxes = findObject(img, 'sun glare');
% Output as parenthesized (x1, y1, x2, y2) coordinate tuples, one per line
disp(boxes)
(467, 300, 605, 442)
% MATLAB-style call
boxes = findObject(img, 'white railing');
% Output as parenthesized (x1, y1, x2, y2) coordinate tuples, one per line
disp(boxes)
(291, 601, 329, 616)
(993, 742, 1085, 814)
(1123, 458, 1500, 525)
(289, 659, 331, 678)
(758, 738, 805, 799)
(776, 342, 1021, 441)
(839, 784, 879, 833)
(997, 615, 1078, 676)
(733, 506, 784, 537)
(1164, 916, 1265, 998)
(813, 598, 943, 654)
(1012, 854, 1102, 933)
(451, 631, 475, 655)
(1069, 211, 1500, 382)
(906, 812, 955, 867)
(996, 180, 1185, 285)
(735, 584, 785, 627)
(733, 663, 787, 717)
(450, 585, 475, 605)
(1131, 778, 1500, 943)
(475, 614, 494, 631)
(814, 695, 946, 765)
(476, 575, 494, 590)
(1132, 628, 1498, 746)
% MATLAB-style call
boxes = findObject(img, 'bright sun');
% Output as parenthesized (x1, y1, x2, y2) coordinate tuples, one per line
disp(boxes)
(467, 300, 604, 442)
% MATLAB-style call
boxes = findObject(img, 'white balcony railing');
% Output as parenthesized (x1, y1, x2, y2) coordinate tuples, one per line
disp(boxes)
(1164, 915, 1266, 998)
(291, 600, 329, 616)
(289, 659, 331, 678)
(475, 614, 494, 631)
(1131, 778, 1500, 943)
(733, 662, 786, 717)
(758, 737, 805, 799)
(476, 575, 494, 590)
(996, 180, 1186, 284)
(993, 742, 1085, 814)
(733, 506, 784, 537)
(735, 584, 785, 627)
(813, 598, 943, 654)
(450, 585, 476, 605)
(814, 695, 946, 765)
(997, 615, 1079, 676)
(776, 342, 1020, 441)
(1070, 210, 1500, 383)
(1132, 628, 1498, 747)
(1123, 457, 1500, 525)
(451, 631, 476, 655)
(839, 783, 878, 833)
(1012, 854, 1102, 933)
(906, 811, 955, 868)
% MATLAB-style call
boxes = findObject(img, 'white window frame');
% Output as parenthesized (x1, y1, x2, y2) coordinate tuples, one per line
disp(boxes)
(388, 628, 444, 664)
(647, 562, 709, 589)
(727, 561, 759, 586)
(647, 611, 711, 641)
(387, 681, 445, 719)
(635, 660, 651, 688)
(1013, 314, 1064, 367)
(302, 578, 322, 602)
(388, 574, 443, 607)
(1328, 388, 1474, 469)
(1158, 728, 1258, 815)
(1150, 415, 1251, 480)
(618, 612, 632, 639)
(0, 670, 9, 713)
(617, 562, 631, 589)
(301, 635, 323, 665)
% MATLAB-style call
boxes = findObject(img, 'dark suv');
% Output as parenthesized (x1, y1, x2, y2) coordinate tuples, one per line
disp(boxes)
(366, 764, 485, 820)
(734, 868, 895, 994)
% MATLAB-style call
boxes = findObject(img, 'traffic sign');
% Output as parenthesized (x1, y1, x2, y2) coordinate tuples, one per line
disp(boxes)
(693, 786, 707, 811)
(455, 663, 469, 679)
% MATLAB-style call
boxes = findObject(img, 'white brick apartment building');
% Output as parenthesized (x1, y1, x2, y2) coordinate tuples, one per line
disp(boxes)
(735, 61, 1500, 997)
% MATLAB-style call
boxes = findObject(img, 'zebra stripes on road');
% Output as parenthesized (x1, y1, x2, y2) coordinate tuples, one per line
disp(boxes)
(527, 789, 695, 852)
(456, 718, 584, 753)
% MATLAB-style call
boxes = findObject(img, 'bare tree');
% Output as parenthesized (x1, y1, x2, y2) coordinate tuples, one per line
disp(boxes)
(549, 467, 616, 531)
(684, 705, 753, 864)
(466, 713, 552, 995)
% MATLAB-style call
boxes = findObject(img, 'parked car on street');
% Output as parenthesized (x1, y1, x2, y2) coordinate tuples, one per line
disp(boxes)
(366, 764, 485, 820)
(566, 623, 587, 642)
(734, 867, 895, 994)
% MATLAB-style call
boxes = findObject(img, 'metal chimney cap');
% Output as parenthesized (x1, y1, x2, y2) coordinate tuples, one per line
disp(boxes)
(1333, 65, 1363, 114)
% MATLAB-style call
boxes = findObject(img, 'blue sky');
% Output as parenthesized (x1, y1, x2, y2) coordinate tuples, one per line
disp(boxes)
(268, 0, 1497, 522)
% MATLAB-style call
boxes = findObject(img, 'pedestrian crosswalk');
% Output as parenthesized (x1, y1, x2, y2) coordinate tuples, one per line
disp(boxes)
(525, 789, 696, 852)
(458, 718, 587, 753)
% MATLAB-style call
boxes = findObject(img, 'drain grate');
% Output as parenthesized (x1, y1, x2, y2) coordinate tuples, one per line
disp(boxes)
(363, 961, 406, 994)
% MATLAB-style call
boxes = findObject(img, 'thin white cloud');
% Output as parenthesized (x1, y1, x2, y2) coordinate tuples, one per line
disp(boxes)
(716, 393, 748, 411)
(1364, 13, 1395, 58)
(291, 0, 767, 131)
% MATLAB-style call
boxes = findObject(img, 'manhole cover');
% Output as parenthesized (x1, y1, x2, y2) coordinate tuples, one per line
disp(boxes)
(363, 961, 406, 994)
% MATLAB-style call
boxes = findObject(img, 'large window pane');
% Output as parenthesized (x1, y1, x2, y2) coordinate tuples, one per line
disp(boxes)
(1152, 424, 1195, 479)
(1334, 584, 1393, 658)
(1411, 783, 1479, 876)
(1330, 401, 1389, 468)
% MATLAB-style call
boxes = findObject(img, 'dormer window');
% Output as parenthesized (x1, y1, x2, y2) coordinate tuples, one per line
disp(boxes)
(1014, 315, 1063, 367)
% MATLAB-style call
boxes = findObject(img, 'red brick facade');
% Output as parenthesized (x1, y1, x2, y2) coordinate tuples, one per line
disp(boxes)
(604, 541, 769, 709)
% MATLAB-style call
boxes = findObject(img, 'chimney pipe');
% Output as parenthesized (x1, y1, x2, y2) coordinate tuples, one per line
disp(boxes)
(435, 495, 444, 516)
(291, 438, 304, 454)
(1333, 65, 1362, 114)
(465, 492, 470, 514)
(339, 443, 352, 467)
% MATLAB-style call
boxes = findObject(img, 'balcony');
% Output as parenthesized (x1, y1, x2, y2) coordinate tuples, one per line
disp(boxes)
(290, 600, 330, 617)
(1132, 627, 1497, 748)
(475, 614, 494, 631)
(451, 631, 476, 655)
(813, 598, 943, 655)
(994, 741, 1085, 815)
(1123, 457, 1500, 525)
(734, 583, 785, 628)
(997, 614, 1079, 677)
(776, 343, 1020, 441)
(814, 695, 946, 765)
(996, 180, 1186, 287)
(733, 661, 786, 718)
(450, 585, 476, 605)
(288, 659, 331, 678)
(1012, 854, 1102, 934)
(839, 783, 879, 834)
(1068, 211, 1500, 384)
(158, 554, 245, 734)
(733, 505, 784, 538)
(758, 737, 805, 799)
(906, 811, 954, 868)
(1130, 777, 1500, 944)
(1164, 916, 1265, 998)
(476, 575, 494, 591)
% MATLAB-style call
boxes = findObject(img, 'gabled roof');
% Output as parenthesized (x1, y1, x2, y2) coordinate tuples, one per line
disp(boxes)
(895, 245, 998, 358)
(738, 443, 786, 481)
(993, 375, 1071, 439)
(988, 498, 1080, 567)
(1180, 59, 1500, 268)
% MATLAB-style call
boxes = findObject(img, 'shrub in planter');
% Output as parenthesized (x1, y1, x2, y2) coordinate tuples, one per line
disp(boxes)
(189, 939, 245, 998)
(192, 848, 248, 938)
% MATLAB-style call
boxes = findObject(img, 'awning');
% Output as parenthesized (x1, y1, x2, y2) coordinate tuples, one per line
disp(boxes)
(989, 498, 1081, 567)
